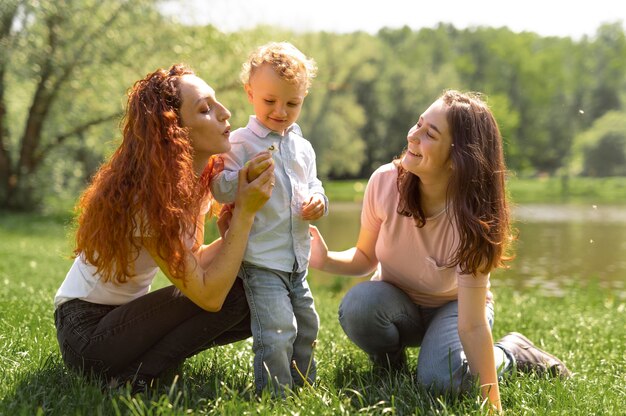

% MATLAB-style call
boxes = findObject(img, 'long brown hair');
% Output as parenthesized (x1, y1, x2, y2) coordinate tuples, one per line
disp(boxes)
(74, 64, 222, 283)
(396, 90, 513, 274)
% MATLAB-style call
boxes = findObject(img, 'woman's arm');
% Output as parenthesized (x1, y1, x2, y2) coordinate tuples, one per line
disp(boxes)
(308, 224, 379, 277)
(145, 163, 274, 311)
(457, 285, 502, 412)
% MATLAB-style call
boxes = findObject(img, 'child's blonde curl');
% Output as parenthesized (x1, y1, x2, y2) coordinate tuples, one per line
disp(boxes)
(240, 41, 317, 90)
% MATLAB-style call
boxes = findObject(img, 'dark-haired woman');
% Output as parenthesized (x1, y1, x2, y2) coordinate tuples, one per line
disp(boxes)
(309, 90, 570, 412)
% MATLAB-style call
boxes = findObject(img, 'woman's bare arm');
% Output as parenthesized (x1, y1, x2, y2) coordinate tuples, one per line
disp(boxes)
(308, 225, 379, 277)
(145, 163, 273, 311)
(458, 285, 502, 412)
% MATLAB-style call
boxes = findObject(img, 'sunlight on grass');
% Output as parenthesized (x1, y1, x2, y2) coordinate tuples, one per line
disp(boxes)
(1, 211, 624, 415)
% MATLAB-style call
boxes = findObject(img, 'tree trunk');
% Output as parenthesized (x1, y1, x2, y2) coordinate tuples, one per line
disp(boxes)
(0, 1, 19, 208)
(0, 66, 13, 207)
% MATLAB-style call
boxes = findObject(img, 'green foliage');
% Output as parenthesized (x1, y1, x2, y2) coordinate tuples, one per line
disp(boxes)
(296, 32, 373, 178)
(2, 2, 626, 211)
(585, 23, 626, 120)
(0, 1, 252, 210)
(570, 110, 626, 177)
(584, 132, 626, 176)
(2, 0, 168, 208)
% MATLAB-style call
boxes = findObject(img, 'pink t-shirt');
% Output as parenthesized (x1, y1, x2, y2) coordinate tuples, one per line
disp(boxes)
(362, 163, 492, 308)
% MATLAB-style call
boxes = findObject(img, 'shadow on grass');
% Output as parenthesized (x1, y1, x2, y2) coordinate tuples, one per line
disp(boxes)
(0, 354, 258, 415)
(330, 352, 489, 415)
(0, 355, 113, 415)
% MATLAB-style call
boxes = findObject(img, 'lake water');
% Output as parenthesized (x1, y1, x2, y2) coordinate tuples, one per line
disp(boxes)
(308, 203, 626, 299)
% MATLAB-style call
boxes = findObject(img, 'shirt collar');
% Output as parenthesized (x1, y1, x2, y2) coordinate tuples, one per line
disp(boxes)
(247, 116, 296, 138)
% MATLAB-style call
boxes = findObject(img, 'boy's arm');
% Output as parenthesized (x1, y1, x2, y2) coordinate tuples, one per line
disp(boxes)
(211, 142, 246, 204)
(306, 146, 329, 216)
(212, 151, 275, 204)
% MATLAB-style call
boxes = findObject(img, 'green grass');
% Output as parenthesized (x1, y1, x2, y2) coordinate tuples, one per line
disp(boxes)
(324, 176, 626, 204)
(507, 175, 626, 204)
(1, 212, 625, 415)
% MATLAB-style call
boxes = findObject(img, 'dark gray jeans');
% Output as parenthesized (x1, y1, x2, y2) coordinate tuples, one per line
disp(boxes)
(54, 279, 251, 384)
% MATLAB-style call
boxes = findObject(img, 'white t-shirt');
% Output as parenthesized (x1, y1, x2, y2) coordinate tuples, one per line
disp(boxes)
(54, 249, 160, 308)
(54, 201, 212, 308)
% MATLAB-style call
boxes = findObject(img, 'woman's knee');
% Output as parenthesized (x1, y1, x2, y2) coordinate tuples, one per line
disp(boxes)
(339, 282, 383, 324)
(338, 281, 411, 328)
(338, 282, 397, 349)
(416, 354, 466, 393)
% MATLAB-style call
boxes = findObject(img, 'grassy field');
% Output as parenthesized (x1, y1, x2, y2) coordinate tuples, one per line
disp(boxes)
(2, 174, 626, 415)
(1, 210, 625, 415)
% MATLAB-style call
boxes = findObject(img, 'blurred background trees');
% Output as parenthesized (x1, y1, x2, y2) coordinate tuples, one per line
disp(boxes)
(1, 0, 625, 211)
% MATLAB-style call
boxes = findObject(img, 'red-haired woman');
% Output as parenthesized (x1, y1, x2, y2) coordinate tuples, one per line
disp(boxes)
(53, 64, 275, 392)
(309, 90, 570, 412)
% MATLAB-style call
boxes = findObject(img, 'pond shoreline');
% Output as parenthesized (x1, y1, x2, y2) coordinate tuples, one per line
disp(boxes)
(323, 201, 626, 223)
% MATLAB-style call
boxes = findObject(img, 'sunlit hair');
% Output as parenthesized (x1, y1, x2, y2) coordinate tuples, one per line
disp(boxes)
(395, 90, 513, 274)
(74, 64, 223, 283)
(240, 41, 317, 89)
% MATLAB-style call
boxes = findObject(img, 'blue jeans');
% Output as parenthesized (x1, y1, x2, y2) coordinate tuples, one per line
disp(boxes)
(338, 281, 511, 392)
(239, 262, 319, 394)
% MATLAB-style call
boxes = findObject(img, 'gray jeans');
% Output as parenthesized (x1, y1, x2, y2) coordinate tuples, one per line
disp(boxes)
(338, 281, 511, 392)
(54, 279, 251, 385)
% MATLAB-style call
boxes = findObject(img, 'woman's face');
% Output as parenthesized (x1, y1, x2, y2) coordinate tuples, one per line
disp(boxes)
(179, 75, 231, 158)
(401, 98, 453, 180)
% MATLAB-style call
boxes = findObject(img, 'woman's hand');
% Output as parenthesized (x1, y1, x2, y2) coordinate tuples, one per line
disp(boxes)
(246, 151, 274, 182)
(234, 157, 275, 216)
(308, 225, 329, 270)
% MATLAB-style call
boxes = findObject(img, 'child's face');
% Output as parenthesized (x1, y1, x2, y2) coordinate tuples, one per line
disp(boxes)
(245, 63, 307, 136)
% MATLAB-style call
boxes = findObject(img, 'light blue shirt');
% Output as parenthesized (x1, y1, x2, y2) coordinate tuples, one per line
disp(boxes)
(212, 116, 328, 273)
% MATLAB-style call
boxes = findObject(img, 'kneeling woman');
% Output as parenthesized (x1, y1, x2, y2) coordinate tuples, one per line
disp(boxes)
(310, 90, 570, 412)
(54, 64, 275, 392)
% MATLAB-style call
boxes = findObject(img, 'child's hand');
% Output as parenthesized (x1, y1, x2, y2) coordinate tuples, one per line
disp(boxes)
(246, 151, 274, 182)
(300, 193, 325, 221)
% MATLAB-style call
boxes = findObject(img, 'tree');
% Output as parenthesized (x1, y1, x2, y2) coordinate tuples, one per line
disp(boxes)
(294, 32, 372, 178)
(360, 26, 461, 177)
(0, 0, 163, 210)
(586, 23, 626, 120)
(583, 132, 626, 176)
(570, 110, 626, 177)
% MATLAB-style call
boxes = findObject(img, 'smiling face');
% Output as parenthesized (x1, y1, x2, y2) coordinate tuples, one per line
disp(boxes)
(178, 75, 232, 160)
(245, 63, 307, 135)
(401, 98, 454, 181)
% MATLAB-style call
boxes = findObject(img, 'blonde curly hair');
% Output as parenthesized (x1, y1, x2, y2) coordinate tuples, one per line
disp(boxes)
(240, 41, 317, 90)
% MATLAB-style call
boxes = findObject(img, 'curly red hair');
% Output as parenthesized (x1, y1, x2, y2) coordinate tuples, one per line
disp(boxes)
(74, 64, 223, 283)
